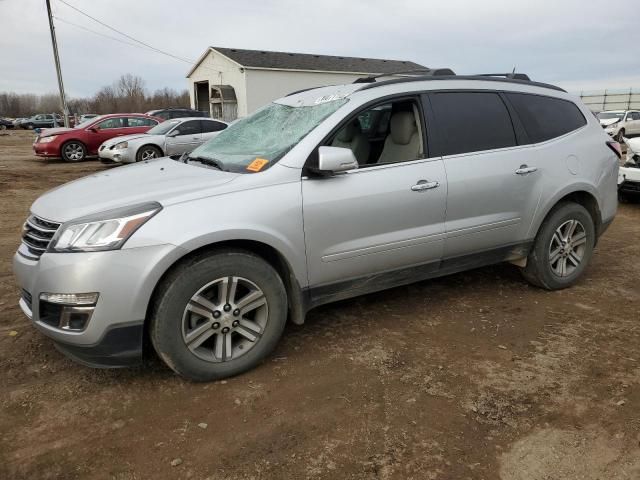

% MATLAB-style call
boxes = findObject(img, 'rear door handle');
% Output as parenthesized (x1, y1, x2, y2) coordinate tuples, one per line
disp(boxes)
(411, 180, 440, 192)
(515, 165, 538, 175)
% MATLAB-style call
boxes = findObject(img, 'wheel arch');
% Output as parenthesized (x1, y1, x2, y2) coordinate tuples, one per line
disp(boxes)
(531, 187, 603, 241)
(144, 238, 307, 345)
(137, 143, 164, 159)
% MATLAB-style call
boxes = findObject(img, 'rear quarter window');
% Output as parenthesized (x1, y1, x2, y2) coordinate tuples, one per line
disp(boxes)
(430, 91, 517, 156)
(505, 93, 587, 143)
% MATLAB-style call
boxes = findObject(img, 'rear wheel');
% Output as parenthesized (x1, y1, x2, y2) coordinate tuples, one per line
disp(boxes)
(150, 250, 288, 381)
(521, 202, 595, 290)
(61, 141, 86, 162)
(136, 145, 163, 162)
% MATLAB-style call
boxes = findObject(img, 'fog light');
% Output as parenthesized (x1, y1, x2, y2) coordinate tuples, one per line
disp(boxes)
(39, 292, 99, 305)
(38, 293, 98, 331)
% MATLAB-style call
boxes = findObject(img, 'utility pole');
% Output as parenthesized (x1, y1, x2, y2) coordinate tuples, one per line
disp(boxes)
(45, 0, 70, 127)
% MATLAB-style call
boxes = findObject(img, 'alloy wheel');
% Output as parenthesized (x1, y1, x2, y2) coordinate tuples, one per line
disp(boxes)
(63, 143, 84, 161)
(140, 148, 159, 161)
(548, 219, 587, 277)
(181, 276, 268, 362)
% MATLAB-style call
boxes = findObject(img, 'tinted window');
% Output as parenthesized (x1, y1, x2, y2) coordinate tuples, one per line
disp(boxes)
(174, 120, 201, 136)
(430, 92, 516, 156)
(96, 117, 124, 129)
(126, 117, 156, 127)
(506, 93, 586, 143)
(201, 120, 227, 133)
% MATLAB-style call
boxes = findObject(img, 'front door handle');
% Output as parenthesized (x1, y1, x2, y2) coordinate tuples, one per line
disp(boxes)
(515, 165, 538, 175)
(411, 180, 440, 192)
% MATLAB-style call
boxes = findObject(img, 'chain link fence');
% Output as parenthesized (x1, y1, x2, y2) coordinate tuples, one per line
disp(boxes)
(579, 89, 640, 113)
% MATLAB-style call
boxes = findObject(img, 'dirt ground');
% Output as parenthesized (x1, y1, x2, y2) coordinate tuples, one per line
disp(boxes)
(0, 129, 639, 480)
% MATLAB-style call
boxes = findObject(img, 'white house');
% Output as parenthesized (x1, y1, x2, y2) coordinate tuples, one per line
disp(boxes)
(186, 47, 426, 121)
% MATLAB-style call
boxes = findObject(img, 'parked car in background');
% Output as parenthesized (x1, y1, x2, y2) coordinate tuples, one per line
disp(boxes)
(78, 113, 99, 123)
(33, 113, 160, 162)
(598, 110, 640, 142)
(20, 114, 64, 130)
(145, 108, 208, 121)
(13, 74, 618, 380)
(99, 117, 227, 164)
(13, 118, 26, 128)
(619, 136, 640, 199)
(0, 118, 14, 130)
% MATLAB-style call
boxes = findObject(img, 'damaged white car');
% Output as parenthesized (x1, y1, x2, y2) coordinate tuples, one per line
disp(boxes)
(619, 137, 640, 199)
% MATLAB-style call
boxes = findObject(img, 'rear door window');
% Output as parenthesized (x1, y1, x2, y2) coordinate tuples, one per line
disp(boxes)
(201, 120, 227, 133)
(430, 92, 516, 156)
(505, 93, 586, 143)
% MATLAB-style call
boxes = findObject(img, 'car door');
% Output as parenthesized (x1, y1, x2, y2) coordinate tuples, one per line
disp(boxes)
(164, 120, 202, 155)
(302, 97, 447, 302)
(428, 91, 545, 261)
(89, 117, 126, 153)
(628, 112, 640, 135)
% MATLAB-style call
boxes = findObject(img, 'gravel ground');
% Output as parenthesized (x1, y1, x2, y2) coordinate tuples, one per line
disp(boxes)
(0, 129, 639, 480)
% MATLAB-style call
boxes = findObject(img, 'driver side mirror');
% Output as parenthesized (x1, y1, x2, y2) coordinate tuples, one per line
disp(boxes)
(317, 146, 358, 174)
(167, 130, 180, 137)
(88, 126, 99, 132)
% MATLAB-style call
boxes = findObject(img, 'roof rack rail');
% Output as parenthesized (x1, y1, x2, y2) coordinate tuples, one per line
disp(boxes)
(353, 68, 456, 84)
(475, 72, 531, 81)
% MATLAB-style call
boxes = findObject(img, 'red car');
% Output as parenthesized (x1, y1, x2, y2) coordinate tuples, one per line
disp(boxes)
(33, 113, 161, 162)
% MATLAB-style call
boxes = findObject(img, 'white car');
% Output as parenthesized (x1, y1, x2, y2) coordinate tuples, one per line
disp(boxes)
(619, 137, 640, 198)
(598, 110, 640, 142)
(98, 117, 228, 164)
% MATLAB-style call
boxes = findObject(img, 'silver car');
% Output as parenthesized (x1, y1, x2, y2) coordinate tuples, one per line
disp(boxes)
(13, 73, 618, 381)
(98, 117, 228, 164)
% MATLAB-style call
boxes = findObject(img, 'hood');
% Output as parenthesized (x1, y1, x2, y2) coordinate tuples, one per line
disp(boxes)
(600, 118, 621, 127)
(101, 133, 152, 147)
(31, 157, 238, 222)
(38, 127, 75, 137)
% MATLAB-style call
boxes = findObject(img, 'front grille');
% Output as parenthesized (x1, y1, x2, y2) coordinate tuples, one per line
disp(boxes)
(20, 215, 61, 260)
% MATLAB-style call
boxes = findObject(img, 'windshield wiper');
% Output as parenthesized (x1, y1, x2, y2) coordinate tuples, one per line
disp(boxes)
(184, 154, 225, 171)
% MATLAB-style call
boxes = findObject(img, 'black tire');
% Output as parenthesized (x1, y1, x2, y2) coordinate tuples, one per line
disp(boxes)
(521, 202, 595, 290)
(136, 145, 163, 162)
(25, 123, 34, 130)
(150, 249, 288, 382)
(0, 124, 6, 131)
(60, 141, 87, 162)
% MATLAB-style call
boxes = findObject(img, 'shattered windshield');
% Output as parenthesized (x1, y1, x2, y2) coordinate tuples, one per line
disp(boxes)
(186, 99, 347, 173)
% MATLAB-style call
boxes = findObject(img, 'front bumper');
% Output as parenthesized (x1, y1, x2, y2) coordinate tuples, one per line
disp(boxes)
(98, 145, 134, 164)
(618, 165, 640, 195)
(13, 244, 178, 367)
(33, 141, 59, 158)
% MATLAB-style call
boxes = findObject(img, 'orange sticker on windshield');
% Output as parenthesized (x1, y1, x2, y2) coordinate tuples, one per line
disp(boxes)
(246, 158, 269, 172)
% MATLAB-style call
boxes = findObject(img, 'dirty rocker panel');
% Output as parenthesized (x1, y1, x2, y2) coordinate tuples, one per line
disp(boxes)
(306, 241, 534, 309)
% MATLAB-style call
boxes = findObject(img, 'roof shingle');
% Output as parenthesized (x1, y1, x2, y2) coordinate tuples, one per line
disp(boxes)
(211, 47, 427, 74)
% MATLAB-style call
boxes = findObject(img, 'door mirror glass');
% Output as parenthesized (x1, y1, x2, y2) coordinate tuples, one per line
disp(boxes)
(167, 129, 180, 137)
(318, 146, 358, 173)
(88, 126, 99, 132)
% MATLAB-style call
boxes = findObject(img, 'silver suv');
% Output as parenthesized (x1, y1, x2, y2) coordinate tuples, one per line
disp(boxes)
(13, 72, 619, 381)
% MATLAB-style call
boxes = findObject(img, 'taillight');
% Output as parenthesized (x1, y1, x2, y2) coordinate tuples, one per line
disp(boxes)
(607, 140, 622, 160)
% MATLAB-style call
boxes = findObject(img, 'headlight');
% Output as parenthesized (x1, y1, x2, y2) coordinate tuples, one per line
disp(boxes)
(49, 202, 161, 253)
(114, 141, 128, 149)
(39, 136, 57, 143)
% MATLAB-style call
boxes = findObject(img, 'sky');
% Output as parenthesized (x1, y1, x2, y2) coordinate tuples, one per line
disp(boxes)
(1, 0, 639, 98)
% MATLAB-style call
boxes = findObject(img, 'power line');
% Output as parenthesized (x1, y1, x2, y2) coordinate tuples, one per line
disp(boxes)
(53, 16, 152, 51)
(55, 0, 195, 65)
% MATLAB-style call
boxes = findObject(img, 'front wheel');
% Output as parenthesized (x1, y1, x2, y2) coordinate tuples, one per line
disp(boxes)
(61, 141, 87, 162)
(521, 202, 595, 290)
(136, 145, 163, 162)
(150, 250, 288, 381)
